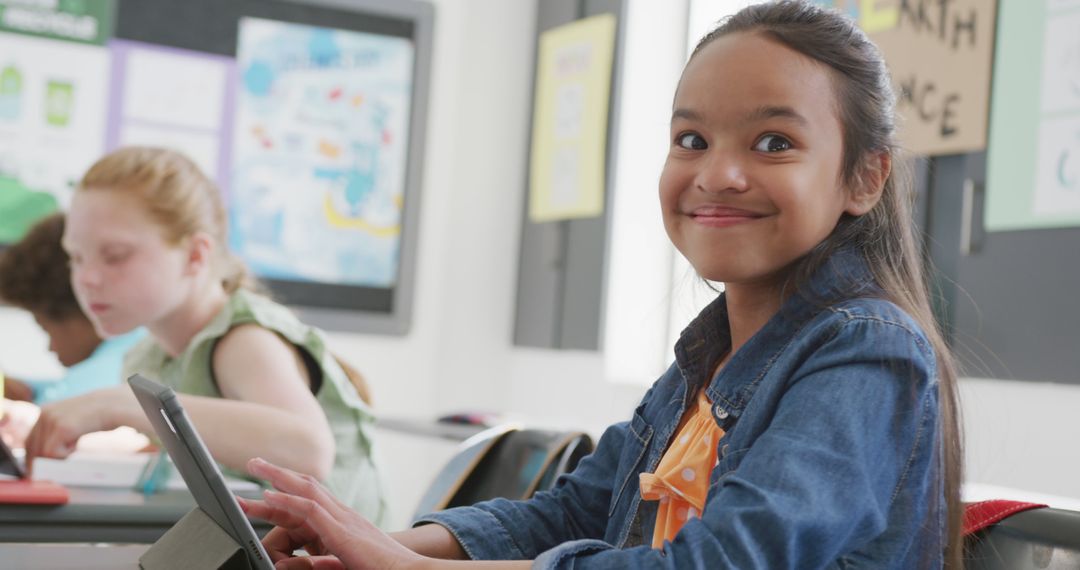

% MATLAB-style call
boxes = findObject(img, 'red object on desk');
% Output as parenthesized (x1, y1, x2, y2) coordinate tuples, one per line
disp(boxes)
(963, 499, 1047, 535)
(0, 479, 70, 505)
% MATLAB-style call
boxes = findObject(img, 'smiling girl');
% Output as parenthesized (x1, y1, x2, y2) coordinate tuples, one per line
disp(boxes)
(239, 1, 962, 567)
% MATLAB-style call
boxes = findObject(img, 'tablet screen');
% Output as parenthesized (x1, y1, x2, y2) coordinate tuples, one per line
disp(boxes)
(0, 438, 25, 479)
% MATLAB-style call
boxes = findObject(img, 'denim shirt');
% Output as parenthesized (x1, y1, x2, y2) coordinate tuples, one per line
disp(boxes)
(418, 251, 945, 569)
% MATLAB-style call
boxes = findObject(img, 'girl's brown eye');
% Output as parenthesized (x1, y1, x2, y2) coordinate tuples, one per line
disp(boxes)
(753, 134, 792, 153)
(677, 133, 707, 150)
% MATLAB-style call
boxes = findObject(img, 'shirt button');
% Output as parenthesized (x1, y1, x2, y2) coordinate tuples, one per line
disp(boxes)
(714, 405, 729, 420)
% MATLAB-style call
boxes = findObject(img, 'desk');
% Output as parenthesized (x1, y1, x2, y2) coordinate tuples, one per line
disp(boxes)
(0, 486, 271, 543)
(377, 416, 487, 441)
(0, 543, 147, 569)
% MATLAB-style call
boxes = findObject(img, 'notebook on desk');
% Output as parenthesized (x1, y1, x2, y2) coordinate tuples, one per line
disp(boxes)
(29, 451, 260, 492)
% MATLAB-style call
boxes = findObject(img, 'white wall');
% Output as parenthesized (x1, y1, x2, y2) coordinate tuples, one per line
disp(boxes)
(2, 0, 1079, 530)
(961, 378, 1080, 505)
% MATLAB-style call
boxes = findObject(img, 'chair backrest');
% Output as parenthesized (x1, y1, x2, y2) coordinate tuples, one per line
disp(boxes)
(965, 507, 1080, 569)
(412, 427, 594, 523)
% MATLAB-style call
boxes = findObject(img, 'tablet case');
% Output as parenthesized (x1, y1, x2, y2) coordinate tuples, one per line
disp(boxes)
(139, 506, 255, 570)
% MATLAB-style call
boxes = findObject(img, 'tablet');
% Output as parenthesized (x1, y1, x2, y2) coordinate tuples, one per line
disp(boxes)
(128, 374, 272, 569)
(0, 436, 25, 479)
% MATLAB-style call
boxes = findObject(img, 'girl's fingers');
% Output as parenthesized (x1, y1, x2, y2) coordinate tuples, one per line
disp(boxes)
(239, 496, 323, 559)
(250, 460, 410, 570)
(238, 497, 323, 558)
(238, 496, 303, 526)
(274, 555, 346, 570)
(23, 421, 46, 472)
(261, 527, 306, 563)
(24, 414, 77, 466)
(262, 487, 421, 570)
(275, 560, 314, 570)
(262, 491, 350, 552)
(248, 458, 351, 519)
(307, 556, 348, 570)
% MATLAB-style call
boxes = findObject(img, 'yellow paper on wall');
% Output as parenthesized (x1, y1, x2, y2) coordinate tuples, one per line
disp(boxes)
(528, 13, 616, 223)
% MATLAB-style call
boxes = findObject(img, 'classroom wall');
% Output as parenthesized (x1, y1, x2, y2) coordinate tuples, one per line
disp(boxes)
(315, 0, 1080, 520)
(1, 0, 1078, 529)
(320, 0, 652, 527)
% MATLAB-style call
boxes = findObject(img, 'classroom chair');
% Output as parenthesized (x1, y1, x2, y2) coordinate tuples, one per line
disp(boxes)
(964, 500, 1080, 569)
(412, 426, 594, 523)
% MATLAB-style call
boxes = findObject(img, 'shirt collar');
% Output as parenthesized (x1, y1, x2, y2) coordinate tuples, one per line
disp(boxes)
(673, 248, 876, 417)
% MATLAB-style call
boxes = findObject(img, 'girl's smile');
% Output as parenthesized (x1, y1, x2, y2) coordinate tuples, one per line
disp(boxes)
(687, 204, 768, 228)
(87, 302, 112, 315)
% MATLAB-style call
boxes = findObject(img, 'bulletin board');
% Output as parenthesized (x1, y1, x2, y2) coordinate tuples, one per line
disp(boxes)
(983, 0, 1080, 232)
(514, 0, 624, 350)
(919, 0, 1080, 383)
(0, 0, 434, 334)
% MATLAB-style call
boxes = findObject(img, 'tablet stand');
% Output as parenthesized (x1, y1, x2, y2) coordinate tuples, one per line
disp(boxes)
(140, 507, 255, 569)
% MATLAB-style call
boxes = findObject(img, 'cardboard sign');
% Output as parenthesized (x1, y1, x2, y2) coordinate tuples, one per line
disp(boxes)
(819, 0, 998, 155)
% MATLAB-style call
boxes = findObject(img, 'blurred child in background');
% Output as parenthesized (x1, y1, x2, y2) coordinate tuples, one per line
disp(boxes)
(0, 213, 143, 405)
(22, 148, 387, 525)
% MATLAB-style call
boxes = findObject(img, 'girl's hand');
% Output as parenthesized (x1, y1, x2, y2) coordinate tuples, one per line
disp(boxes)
(243, 457, 425, 570)
(237, 493, 335, 564)
(0, 399, 40, 449)
(2, 378, 35, 402)
(23, 386, 130, 471)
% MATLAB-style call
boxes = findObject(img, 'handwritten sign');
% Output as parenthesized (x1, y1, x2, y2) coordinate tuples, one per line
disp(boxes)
(817, 0, 997, 155)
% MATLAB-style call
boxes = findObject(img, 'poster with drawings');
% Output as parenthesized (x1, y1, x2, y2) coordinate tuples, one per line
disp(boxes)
(1033, 10, 1080, 217)
(0, 32, 108, 243)
(985, 0, 1080, 231)
(229, 17, 414, 288)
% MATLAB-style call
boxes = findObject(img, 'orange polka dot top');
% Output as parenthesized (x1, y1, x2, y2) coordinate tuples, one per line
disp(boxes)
(639, 388, 725, 549)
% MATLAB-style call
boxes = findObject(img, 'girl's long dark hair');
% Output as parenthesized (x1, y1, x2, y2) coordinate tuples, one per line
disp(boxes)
(693, 2, 963, 566)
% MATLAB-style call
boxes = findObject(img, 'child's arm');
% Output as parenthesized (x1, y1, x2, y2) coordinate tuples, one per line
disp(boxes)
(1, 376, 36, 402)
(513, 314, 940, 569)
(410, 405, 646, 562)
(391, 524, 469, 560)
(24, 324, 335, 480)
(206, 323, 336, 478)
(241, 457, 533, 570)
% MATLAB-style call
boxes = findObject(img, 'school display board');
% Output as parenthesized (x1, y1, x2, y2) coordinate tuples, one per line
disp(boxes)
(514, 0, 623, 350)
(0, 0, 434, 334)
(0, 0, 112, 243)
(917, 1, 1080, 383)
(984, 0, 1080, 232)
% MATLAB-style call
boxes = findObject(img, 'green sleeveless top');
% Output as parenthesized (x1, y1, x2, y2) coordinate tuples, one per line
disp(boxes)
(123, 289, 388, 526)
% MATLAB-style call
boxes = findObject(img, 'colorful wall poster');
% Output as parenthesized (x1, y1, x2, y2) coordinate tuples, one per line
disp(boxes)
(0, 28, 109, 243)
(985, 0, 1080, 231)
(104, 40, 235, 191)
(528, 13, 616, 223)
(230, 17, 415, 288)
